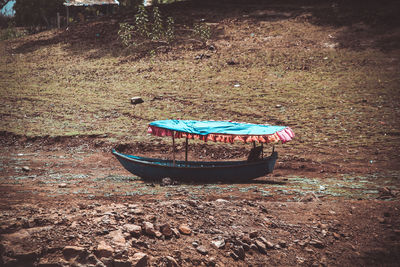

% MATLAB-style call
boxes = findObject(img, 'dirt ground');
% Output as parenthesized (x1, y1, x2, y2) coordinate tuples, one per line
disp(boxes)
(1, 133, 399, 267)
(1, 0, 400, 266)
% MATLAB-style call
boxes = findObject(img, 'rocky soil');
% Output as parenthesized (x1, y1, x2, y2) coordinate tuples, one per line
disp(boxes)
(1, 137, 400, 267)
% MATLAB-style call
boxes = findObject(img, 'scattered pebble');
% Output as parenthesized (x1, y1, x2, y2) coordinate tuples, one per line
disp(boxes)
(196, 245, 208, 255)
(178, 224, 192, 235)
(211, 239, 225, 249)
(131, 97, 144, 105)
(22, 166, 30, 172)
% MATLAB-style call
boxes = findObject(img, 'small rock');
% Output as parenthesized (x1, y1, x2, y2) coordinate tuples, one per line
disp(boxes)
(131, 252, 148, 267)
(143, 222, 156, 236)
(278, 240, 287, 248)
(124, 224, 142, 237)
(305, 247, 314, 253)
(211, 239, 225, 249)
(160, 223, 173, 238)
(229, 251, 239, 260)
(265, 241, 274, 249)
(144, 214, 156, 222)
(215, 199, 229, 203)
(377, 217, 386, 223)
(258, 236, 268, 244)
(165, 256, 179, 267)
(255, 240, 267, 254)
(62, 246, 86, 260)
(320, 256, 328, 267)
(114, 259, 132, 267)
(95, 241, 114, 258)
(22, 166, 30, 172)
(296, 256, 306, 264)
(58, 183, 67, 188)
(131, 208, 144, 215)
(333, 232, 340, 239)
(319, 223, 329, 229)
(298, 241, 306, 247)
(178, 224, 192, 235)
(195, 54, 210, 60)
(196, 245, 208, 255)
(109, 230, 127, 247)
(234, 246, 245, 260)
(275, 104, 282, 108)
(241, 236, 251, 244)
(131, 97, 144, 105)
(249, 244, 258, 251)
(208, 45, 216, 51)
(309, 239, 325, 248)
(131, 239, 149, 249)
(192, 241, 199, 247)
(168, 228, 179, 239)
(260, 205, 268, 213)
(249, 231, 258, 238)
(242, 243, 250, 251)
(161, 177, 172, 186)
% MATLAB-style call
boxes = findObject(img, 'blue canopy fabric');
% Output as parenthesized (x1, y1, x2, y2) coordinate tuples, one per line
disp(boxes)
(148, 120, 294, 144)
(149, 120, 285, 136)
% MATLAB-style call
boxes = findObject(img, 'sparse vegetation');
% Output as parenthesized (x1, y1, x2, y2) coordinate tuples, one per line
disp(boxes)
(193, 22, 211, 42)
(165, 16, 175, 43)
(0, 21, 26, 40)
(134, 5, 150, 38)
(151, 6, 163, 40)
(118, 22, 135, 47)
(119, 5, 176, 46)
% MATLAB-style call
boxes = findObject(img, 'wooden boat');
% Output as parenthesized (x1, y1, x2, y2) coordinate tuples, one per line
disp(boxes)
(113, 120, 294, 181)
(112, 149, 278, 181)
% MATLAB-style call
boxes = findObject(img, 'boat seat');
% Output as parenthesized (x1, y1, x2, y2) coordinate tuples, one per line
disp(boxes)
(247, 146, 262, 161)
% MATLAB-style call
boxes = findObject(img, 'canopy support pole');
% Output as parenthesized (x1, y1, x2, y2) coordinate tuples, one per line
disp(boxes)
(172, 131, 176, 166)
(185, 137, 188, 163)
(272, 145, 275, 153)
(261, 143, 264, 159)
(253, 141, 256, 148)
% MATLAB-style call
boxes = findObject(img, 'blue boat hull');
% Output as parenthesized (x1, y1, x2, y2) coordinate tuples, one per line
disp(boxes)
(112, 149, 278, 181)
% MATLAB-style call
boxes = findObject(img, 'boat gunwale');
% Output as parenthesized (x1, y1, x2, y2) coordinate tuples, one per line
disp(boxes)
(112, 149, 277, 170)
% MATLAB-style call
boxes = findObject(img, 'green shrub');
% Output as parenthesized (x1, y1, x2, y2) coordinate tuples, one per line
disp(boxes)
(118, 22, 135, 47)
(151, 6, 163, 40)
(135, 5, 150, 38)
(165, 16, 175, 43)
(193, 22, 211, 41)
(117, 6, 177, 47)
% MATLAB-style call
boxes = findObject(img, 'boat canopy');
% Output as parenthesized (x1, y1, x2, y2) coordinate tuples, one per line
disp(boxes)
(148, 120, 294, 144)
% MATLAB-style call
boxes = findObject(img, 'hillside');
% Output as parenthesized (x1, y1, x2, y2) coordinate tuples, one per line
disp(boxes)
(1, 0, 400, 266)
